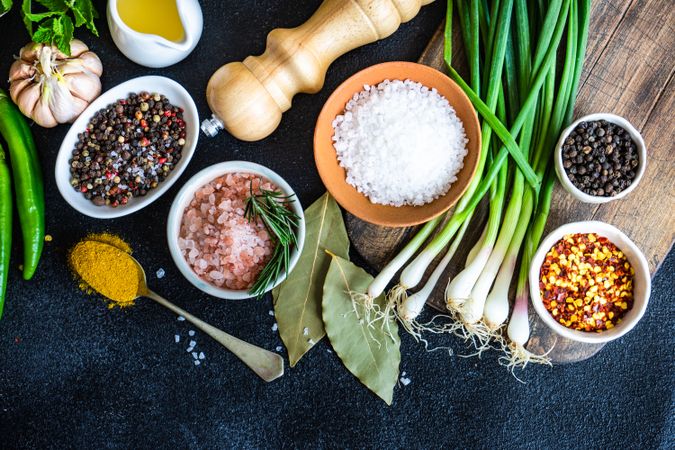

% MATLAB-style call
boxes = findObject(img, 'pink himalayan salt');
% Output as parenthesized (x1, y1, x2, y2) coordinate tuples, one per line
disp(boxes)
(178, 172, 278, 290)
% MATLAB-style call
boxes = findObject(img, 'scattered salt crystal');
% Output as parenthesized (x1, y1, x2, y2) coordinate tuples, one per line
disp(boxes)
(272, 323, 278, 332)
(332, 79, 468, 206)
(198, 352, 205, 360)
(303, 327, 309, 336)
(186, 346, 194, 353)
(192, 352, 198, 359)
(188, 330, 195, 337)
(268, 310, 274, 316)
(177, 316, 185, 321)
(174, 335, 180, 343)
(189, 340, 196, 347)
(194, 360, 201, 366)
(327, 349, 332, 353)
(276, 346, 283, 352)
(308, 338, 315, 345)
(402, 371, 406, 377)
(400, 377, 411, 386)
(156, 268, 165, 279)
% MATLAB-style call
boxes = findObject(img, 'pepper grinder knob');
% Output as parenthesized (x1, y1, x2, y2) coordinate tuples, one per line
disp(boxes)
(204, 0, 435, 141)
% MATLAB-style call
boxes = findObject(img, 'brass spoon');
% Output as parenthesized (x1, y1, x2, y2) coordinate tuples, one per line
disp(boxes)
(72, 240, 284, 382)
(131, 256, 285, 382)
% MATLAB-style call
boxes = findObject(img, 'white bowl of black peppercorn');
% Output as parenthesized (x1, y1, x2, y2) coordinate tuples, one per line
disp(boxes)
(55, 76, 199, 219)
(555, 113, 647, 204)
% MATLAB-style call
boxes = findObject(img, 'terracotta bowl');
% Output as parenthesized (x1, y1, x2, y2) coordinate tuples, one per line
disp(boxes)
(314, 61, 481, 227)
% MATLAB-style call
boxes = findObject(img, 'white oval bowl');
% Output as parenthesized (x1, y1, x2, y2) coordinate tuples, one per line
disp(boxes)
(167, 161, 306, 300)
(529, 221, 651, 344)
(554, 113, 647, 204)
(55, 76, 199, 219)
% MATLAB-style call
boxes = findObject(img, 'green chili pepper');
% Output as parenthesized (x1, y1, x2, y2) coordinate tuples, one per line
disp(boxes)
(0, 89, 45, 280)
(0, 142, 11, 318)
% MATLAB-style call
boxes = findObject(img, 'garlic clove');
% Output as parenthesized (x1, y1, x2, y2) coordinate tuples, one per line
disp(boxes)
(64, 72, 102, 102)
(19, 42, 43, 62)
(56, 52, 103, 77)
(77, 51, 103, 76)
(70, 96, 89, 120)
(54, 39, 89, 59)
(9, 77, 33, 103)
(9, 60, 36, 81)
(32, 90, 58, 128)
(15, 82, 41, 118)
(46, 75, 86, 123)
(55, 60, 87, 76)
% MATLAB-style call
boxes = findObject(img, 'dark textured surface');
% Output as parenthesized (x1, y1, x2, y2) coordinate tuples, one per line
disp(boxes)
(0, 1, 673, 449)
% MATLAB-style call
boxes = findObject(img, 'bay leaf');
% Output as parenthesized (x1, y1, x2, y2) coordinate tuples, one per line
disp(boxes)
(273, 193, 350, 367)
(322, 253, 401, 405)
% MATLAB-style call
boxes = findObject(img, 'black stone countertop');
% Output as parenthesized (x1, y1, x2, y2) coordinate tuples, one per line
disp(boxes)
(0, 1, 673, 448)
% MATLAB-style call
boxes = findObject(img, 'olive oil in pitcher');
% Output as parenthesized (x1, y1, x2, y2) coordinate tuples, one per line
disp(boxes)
(117, 0, 185, 42)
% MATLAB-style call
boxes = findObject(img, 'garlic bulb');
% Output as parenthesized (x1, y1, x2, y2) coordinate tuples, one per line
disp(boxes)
(8, 40, 103, 128)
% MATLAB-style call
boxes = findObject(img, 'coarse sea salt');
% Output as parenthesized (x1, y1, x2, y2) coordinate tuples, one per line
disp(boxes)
(332, 79, 468, 206)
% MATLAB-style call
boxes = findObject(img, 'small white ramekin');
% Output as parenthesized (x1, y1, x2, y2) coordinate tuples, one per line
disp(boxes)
(529, 221, 651, 344)
(167, 161, 305, 300)
(554, 113, 647, 204)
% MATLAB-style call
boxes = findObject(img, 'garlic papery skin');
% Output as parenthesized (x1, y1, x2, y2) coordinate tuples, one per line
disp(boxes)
(8, 40, 103, 128)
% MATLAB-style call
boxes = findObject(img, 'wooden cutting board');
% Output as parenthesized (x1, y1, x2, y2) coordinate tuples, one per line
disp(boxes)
(346, 0, 675, 363)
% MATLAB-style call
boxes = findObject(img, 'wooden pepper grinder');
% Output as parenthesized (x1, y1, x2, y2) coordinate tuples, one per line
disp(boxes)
(202, 0, 436, 141)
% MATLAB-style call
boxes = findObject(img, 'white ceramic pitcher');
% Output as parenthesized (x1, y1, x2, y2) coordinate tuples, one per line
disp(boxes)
(106, 0, 203, 68)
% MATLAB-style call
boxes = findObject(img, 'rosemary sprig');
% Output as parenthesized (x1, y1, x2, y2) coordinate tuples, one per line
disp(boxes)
(244, 180, 300, 298)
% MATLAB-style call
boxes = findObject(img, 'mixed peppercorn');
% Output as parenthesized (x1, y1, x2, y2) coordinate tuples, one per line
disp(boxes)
(539, 233, 634, 332)
(69, 92, 186, 207)
(561, 120, 639, 197)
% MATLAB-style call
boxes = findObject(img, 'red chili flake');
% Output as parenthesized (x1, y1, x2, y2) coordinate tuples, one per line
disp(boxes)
(14, 337, 21, 344)
(164, 110, 172, 117)
(140, 137, 150, 147)
(158, 157, 167, 164)
(539, 233, 635, 332)
(80, 186, 88, 193)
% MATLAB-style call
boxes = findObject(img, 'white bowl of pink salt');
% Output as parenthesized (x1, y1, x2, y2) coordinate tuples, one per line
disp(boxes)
(167, 161, 305, 299)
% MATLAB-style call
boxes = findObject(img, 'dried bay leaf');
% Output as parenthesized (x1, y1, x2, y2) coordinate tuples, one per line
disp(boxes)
(273, 193, 349, 367)
(322, 253, 400, 405)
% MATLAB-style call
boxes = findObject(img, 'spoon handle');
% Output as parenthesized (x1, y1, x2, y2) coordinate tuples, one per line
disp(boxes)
(145, 290, 284, 382)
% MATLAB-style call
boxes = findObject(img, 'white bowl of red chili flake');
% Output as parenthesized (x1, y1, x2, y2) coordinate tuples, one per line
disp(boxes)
(167, 161, 305, 300)
(529, 221, 650, 343)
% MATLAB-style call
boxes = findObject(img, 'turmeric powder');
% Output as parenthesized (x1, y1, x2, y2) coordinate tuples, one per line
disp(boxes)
(84, 232, 131, 254)
(69, 237, 142, 306)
